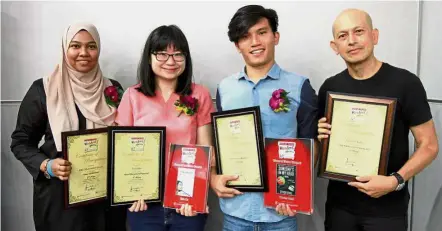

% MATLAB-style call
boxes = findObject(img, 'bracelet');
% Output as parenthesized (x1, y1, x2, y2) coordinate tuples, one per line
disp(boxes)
(47, 159, 55, 177)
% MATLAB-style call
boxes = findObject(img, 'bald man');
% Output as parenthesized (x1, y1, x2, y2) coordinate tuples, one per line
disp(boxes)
(317, 9, 438, 231)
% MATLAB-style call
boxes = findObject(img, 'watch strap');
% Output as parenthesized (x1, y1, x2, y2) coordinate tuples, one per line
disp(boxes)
(390, 172, 405, 190)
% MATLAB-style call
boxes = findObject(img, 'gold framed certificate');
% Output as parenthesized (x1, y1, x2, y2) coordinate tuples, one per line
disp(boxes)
(108, 126, 166, 206)
(318, 92, 396, 182)
(62, 128, 109, 208)
(211, 106, 267, 191)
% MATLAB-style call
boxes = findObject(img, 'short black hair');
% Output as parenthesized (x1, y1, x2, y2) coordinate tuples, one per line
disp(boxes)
(228, 5, 279, 43)
(137, 25, 193, 96)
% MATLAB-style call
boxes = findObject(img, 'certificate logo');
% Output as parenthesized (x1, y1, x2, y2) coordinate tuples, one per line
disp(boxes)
(182, 147, 197, 164)
(351, 107, 367, 121)
(130, 137, 145, 152)
(84, 138, 98, 153)
(278, 141, 296, 160)
(229, 119, 241, 134)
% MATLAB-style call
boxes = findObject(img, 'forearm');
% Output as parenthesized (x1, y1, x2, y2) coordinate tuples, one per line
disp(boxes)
(11, 144, 48, 179)
(10, 81, 49, 180)
(209, 166, 218, 189)
(314, 140, 320, 168)
(398, 142, 438, 181)
(210, 166, 217, 176)
(197, 124, 216, 167)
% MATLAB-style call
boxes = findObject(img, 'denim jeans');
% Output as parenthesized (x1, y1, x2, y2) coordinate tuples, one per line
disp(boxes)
(222, 214, 297, 231)
(127, 204, 207, 231)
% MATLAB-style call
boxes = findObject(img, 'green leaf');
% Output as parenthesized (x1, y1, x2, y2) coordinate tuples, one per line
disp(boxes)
(105, 97, 116, 107)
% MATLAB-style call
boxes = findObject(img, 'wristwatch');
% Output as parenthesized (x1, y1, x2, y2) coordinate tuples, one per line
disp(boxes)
(390, 172, 405, 191)
(43, 159, 51, 179)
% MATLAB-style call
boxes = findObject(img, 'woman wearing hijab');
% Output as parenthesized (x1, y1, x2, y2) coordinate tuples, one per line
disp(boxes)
(10, 23, 126, 231)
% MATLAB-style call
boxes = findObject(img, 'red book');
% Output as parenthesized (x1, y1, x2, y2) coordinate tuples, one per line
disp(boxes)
(263, 138, 314, 215)
(163, 144, 211, 213)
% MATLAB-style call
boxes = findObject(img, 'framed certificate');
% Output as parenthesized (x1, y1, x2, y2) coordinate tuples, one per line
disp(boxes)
(211, 106, 267, 192)
(108, 126, 166, 206)
(163, 144, 212, 213)
(62, 128, 109, 208)
(318, 92, 396, 182)
(264, 138, 314, 215)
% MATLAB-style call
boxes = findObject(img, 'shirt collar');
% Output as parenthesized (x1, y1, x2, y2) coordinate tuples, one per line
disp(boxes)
(237, 63, 281, 80)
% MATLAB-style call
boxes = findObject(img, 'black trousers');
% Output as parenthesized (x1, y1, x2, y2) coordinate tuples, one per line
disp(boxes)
(33, 179, 127, 231)
(35, 204, 127, 231)
(324, 204, 408, 231)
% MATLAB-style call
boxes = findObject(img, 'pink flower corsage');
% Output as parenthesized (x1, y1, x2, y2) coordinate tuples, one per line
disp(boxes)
(269, 89, 290, 113)
(174, 95, 199, 116)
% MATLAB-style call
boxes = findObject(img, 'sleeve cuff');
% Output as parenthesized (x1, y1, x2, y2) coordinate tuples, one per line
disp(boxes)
(30, 153, 49, 180)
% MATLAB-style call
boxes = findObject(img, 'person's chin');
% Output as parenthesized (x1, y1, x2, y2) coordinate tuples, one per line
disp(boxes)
(248, 59, 269, 68)
(159, 74, 179, 80)
(342, 55, 364, 64)
(74, 66, 94, 73)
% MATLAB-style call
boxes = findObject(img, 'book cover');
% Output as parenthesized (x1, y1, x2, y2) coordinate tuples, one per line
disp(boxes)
(163, 144, 211, 213)
(263, 138, 314, 215)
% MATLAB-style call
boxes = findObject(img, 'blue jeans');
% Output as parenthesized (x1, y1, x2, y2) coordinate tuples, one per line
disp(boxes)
(223, 214, 297, 231)
(127, 204, 207, 231)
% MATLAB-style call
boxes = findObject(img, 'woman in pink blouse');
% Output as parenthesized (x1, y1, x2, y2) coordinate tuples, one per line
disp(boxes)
(115, 25, 214, 231)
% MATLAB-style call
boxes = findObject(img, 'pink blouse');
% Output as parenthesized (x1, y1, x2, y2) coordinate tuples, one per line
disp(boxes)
(115, 83, 214, 168)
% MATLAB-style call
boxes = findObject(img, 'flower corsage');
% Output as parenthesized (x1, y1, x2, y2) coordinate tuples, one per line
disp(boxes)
(104, 86, 124, 108)
(269, 89, 290, 113)
(174, 95, 199, 116)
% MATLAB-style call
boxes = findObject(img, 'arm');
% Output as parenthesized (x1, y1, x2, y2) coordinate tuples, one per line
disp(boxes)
(115, 88, 134, 126)
(349, 119, 439, 198)
(349, 75, 438, 198)
(197, 124, 214, 158)
(178, 86, 214, 216)
(196, 85, 215, 146)
(276, 79, 319, 217)
(296, 79, 320, 166)
(398, 120, 438, 181)
(317, 80, 332, 165)
(209, 88, 242, 198)
(398, 75, 438, 181)
(10, 80, 49, 180)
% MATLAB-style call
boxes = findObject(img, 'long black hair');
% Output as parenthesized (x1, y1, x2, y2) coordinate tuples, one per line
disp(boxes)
(136, 25, 193, 96)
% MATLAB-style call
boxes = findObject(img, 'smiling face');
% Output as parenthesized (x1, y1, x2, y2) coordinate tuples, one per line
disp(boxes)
(177, 181, 183, 191)
(235, 18, 280, 69)
(150, 45, 186, 81)
(66, 30, 99, 73)
(330, 9, 378, 65)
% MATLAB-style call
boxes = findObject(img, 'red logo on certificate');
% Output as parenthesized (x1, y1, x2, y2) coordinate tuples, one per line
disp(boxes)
(263, 138, 314, 215)
(163, 144, 211, 213)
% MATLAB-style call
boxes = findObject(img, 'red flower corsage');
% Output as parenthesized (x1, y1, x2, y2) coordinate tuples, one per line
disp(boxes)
(104, 86, 123, 108)
(174, 95, 199, 116)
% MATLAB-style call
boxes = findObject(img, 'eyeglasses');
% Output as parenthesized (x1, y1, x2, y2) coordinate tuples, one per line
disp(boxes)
(152, 52, 186, 62)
